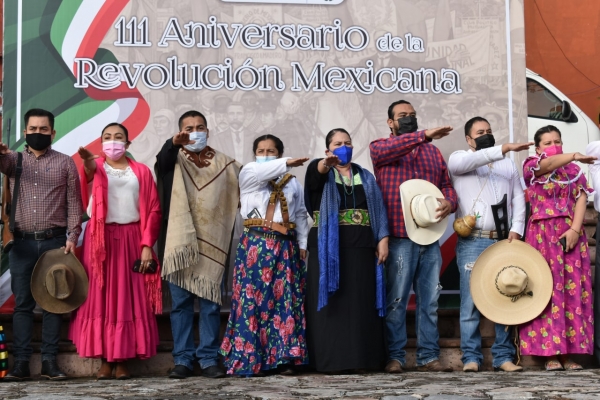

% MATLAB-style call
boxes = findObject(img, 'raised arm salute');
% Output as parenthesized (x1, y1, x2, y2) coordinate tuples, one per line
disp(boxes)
(305, 128, 389, 373)
(519, 125, 595, 371)
(220, 134, 310, 377)
(449, 116, 531, 373)
(3, 109, 83, 382)
(155, 110, 241, 380)
(370, 100, 456, 373)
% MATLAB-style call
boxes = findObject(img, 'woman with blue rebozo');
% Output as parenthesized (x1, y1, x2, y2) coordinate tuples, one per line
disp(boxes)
(304, 128, 389, 373)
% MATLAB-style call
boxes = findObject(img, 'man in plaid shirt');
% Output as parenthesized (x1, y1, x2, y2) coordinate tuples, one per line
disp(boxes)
(0, 108, 82, 381)
(370, 100, 457, 373)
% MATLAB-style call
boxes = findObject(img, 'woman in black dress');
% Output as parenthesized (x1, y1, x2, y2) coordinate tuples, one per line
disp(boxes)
(304, 128, 389, 373)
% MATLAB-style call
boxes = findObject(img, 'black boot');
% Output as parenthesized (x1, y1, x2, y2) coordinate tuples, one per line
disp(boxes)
(4, 360, 31, 381)
(40, 359, 67, 380)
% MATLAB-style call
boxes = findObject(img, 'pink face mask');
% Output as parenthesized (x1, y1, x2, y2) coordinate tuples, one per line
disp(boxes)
(103, 140, 127, 161)
(543, 144, 563, 157)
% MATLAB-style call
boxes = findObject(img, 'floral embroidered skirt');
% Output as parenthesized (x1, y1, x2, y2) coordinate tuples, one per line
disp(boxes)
(220, 227, 308, 375)
(519, 216, 593, 355)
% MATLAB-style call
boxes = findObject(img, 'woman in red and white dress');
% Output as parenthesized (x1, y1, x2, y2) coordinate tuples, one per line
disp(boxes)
(69, 123, 162, 379)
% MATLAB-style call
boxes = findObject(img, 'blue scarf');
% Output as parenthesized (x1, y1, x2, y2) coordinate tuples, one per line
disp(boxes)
(314, 162, 389, 316)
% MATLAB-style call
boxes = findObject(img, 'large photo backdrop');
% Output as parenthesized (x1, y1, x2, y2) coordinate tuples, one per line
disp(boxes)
(2, 0, 527, 311)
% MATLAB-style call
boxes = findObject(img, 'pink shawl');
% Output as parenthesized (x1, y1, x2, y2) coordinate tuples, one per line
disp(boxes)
(80, 158, 163, 314)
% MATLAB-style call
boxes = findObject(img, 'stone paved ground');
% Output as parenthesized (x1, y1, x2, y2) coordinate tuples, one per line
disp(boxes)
(1, 370, 600, 400)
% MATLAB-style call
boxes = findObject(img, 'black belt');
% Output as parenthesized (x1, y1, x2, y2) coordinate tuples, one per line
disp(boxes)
(246, 228, 295, 242)
(13, 227, 68, 241)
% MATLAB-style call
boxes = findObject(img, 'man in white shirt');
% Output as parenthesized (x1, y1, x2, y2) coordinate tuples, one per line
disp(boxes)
(448, 116, 532, 372)
(584, 140, 600, 366)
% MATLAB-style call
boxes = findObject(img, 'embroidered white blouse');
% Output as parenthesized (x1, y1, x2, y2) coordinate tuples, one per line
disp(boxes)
(448, 145, 526, 235)
(104, 163, 140, 224)
(239, 158, 310, 249)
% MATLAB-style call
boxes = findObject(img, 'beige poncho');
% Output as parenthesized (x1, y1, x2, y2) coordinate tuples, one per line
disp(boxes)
(161, 148, 241, 304)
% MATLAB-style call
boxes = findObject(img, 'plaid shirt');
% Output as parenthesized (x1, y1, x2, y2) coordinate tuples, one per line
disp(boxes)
(369, 130, 457, 238)
(0, 147, 83, 243)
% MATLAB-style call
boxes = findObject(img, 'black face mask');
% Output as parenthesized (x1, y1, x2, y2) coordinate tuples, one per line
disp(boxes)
(25, 133, 53, 151)
(397, 116, 418, 135)
(473, 134, 495, 150)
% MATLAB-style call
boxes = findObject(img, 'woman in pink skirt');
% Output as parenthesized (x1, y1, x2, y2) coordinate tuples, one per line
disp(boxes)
(519, 125, 596, 371)
(69, 123, 162, 379)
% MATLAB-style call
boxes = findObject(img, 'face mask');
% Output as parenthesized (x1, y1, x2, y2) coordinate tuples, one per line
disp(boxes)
(397, 115, 418, 135)
(332, 145, 353, 166)
(184, 131, 208, 152)
(103, 140, 127, 161)
(256, 156, 277, 164)
(544, 144, 563, 157)
(473, 134, 495, 151)
(25, 133, 52, 151)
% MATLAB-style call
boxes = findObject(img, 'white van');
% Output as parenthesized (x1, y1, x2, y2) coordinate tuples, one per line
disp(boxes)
(526, 68, 600, 177)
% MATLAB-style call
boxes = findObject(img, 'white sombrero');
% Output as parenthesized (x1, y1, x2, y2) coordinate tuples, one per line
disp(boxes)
(400, 179, 449, 245)
(470, 240, 553, 325)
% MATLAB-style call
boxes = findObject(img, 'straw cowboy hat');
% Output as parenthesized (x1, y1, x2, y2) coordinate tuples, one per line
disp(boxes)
(470, 240, 553, 325)
(400, 179, 449, 245)
(31, 249, 88, 314)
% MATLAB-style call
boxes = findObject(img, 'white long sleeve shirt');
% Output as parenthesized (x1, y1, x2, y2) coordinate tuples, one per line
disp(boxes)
(586, 141, 600, 212)
(239, 158, 310, 249)
(448, 145, 526, 236)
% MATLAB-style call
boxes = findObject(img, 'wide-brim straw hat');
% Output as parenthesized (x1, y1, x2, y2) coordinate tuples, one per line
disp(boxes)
(31, 249, 88, 314)
(400, 179, 449, 245)
(471, 240, 552, 325)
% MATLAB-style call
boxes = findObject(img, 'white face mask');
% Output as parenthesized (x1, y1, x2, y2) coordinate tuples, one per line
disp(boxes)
(184, 131, 208, 152)
(255, 156, 277, 164)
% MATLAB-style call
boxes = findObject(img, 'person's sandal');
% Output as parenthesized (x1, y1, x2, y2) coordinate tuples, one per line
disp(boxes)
(545, 360, 564, 371)
(562, 360, 583, 371)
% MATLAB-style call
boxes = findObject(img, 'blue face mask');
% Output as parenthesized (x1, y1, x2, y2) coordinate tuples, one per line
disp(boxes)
(256, 156, 277, 164)
(332, 145, 353, 166)
(184, 131, 208, 152)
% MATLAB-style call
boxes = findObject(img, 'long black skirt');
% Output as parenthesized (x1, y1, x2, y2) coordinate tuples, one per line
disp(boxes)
(305, 245, 386, 372)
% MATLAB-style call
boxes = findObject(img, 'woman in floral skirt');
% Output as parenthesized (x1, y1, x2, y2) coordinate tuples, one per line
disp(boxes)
(220, 134, 310, 376)
(519, 125, 596, 371)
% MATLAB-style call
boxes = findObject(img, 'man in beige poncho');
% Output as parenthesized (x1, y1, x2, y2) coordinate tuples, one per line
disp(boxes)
(155, 110, 241, 379)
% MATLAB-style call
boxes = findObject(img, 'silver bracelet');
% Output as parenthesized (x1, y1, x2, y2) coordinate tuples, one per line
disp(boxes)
(322, 160, 331, 169)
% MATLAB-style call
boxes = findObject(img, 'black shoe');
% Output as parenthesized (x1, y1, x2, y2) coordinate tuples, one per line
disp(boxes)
(278, 365, 296, 376)
(4, 360, 31, 381)
(40, 360, 67, 381)
(201, 365, 225, 379)
(169, 365, 193, 379)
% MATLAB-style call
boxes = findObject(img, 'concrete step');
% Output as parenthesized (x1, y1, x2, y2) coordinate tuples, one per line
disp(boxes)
(0, 309, 492, 343)
(3, 309, 597, 376)
(13, 341, 597, 377)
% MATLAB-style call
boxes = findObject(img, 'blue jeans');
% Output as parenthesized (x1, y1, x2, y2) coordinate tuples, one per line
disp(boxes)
(169, 282, 221, 370)
(385, 237, 442, 366)
(9, 236, 65, 362)
(457, 236, 515, 368)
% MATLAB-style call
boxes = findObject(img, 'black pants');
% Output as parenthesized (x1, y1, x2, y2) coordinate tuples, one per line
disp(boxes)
(9, 236, 65, 361)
